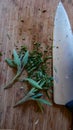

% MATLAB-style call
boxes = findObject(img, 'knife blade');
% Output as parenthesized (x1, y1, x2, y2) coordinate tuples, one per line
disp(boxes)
(53, 1, 73, 111)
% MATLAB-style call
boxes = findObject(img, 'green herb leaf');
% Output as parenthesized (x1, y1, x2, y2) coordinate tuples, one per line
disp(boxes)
(34, 98, 52, 106)
(5, 58, 16, 68)
(22, 51, 29, 66)
(0, 52, 2, 56)
(13, 49, 21, 68)
(31, 93, 43, 99)
(23, 78, 42, 89)
(40, 81, 46, 87)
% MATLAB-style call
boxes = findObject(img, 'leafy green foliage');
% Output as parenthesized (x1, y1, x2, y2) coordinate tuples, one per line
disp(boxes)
(5, 58, 16, 68)
(4, 43, 53, 112)
(13, 49, 21, 69)
(22, 51, 29, 67)
(33, 98, 52, 106)
(23, 78, 42, 89)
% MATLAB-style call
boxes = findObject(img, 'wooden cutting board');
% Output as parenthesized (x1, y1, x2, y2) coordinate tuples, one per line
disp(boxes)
(0, 0, 72, 130)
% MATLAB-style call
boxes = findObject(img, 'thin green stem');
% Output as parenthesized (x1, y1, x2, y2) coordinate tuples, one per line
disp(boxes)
(45, 90, 50, 99)
(14, 96, 30, 107)
(4, 65, 25, 89)
(36, 101, 44, 113)
(4, 72, 20, 89)
(14, 89, 35, 107)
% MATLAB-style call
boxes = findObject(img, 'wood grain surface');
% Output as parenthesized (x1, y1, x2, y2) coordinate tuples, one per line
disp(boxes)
(0, 0, 73, 130)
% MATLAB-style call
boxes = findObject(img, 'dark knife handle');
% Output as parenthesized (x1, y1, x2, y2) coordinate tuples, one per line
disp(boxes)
(65, 100, 73, 112)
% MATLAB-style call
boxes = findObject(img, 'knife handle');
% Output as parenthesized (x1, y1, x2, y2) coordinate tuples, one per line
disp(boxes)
(65, 100, 73, 112)
(65, 101, 73, 130)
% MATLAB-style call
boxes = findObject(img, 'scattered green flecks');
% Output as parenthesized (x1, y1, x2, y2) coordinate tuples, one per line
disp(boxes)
(4, 43, 53, 112)
(0, 52, 2, 56)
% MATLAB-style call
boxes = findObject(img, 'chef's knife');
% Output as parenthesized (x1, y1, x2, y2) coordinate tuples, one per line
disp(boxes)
(53, 1, 73, 112)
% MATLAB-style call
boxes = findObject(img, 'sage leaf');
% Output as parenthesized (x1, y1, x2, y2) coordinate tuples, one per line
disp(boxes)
(24, 78, 42, 89)
(5, 58, 16, 68)
(40, 81, 46, 87)
(34, 98, 52, 106)
(22, 51, 29, 66)
(31, 93, 43, 98)
(13, 49, 21, 68)
(29, 88, 37, 94)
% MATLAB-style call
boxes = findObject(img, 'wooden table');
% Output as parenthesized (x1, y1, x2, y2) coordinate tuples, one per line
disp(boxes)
(0, 0, 72, 130)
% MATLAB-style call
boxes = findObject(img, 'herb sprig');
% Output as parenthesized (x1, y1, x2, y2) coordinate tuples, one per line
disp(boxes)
(4, 49, 29, 89)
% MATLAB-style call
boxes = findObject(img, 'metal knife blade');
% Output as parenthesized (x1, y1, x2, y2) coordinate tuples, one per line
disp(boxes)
(53, 1, 73, 108)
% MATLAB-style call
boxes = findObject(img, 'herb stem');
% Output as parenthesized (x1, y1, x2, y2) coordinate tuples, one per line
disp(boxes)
(14, 96, 30, 107)
(4, 64, 26, 89)
(4, 72, 20, 89)
(14, 88, 35, 107)
(36, 101, 44, 113)
(45, 91, 50, 99)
